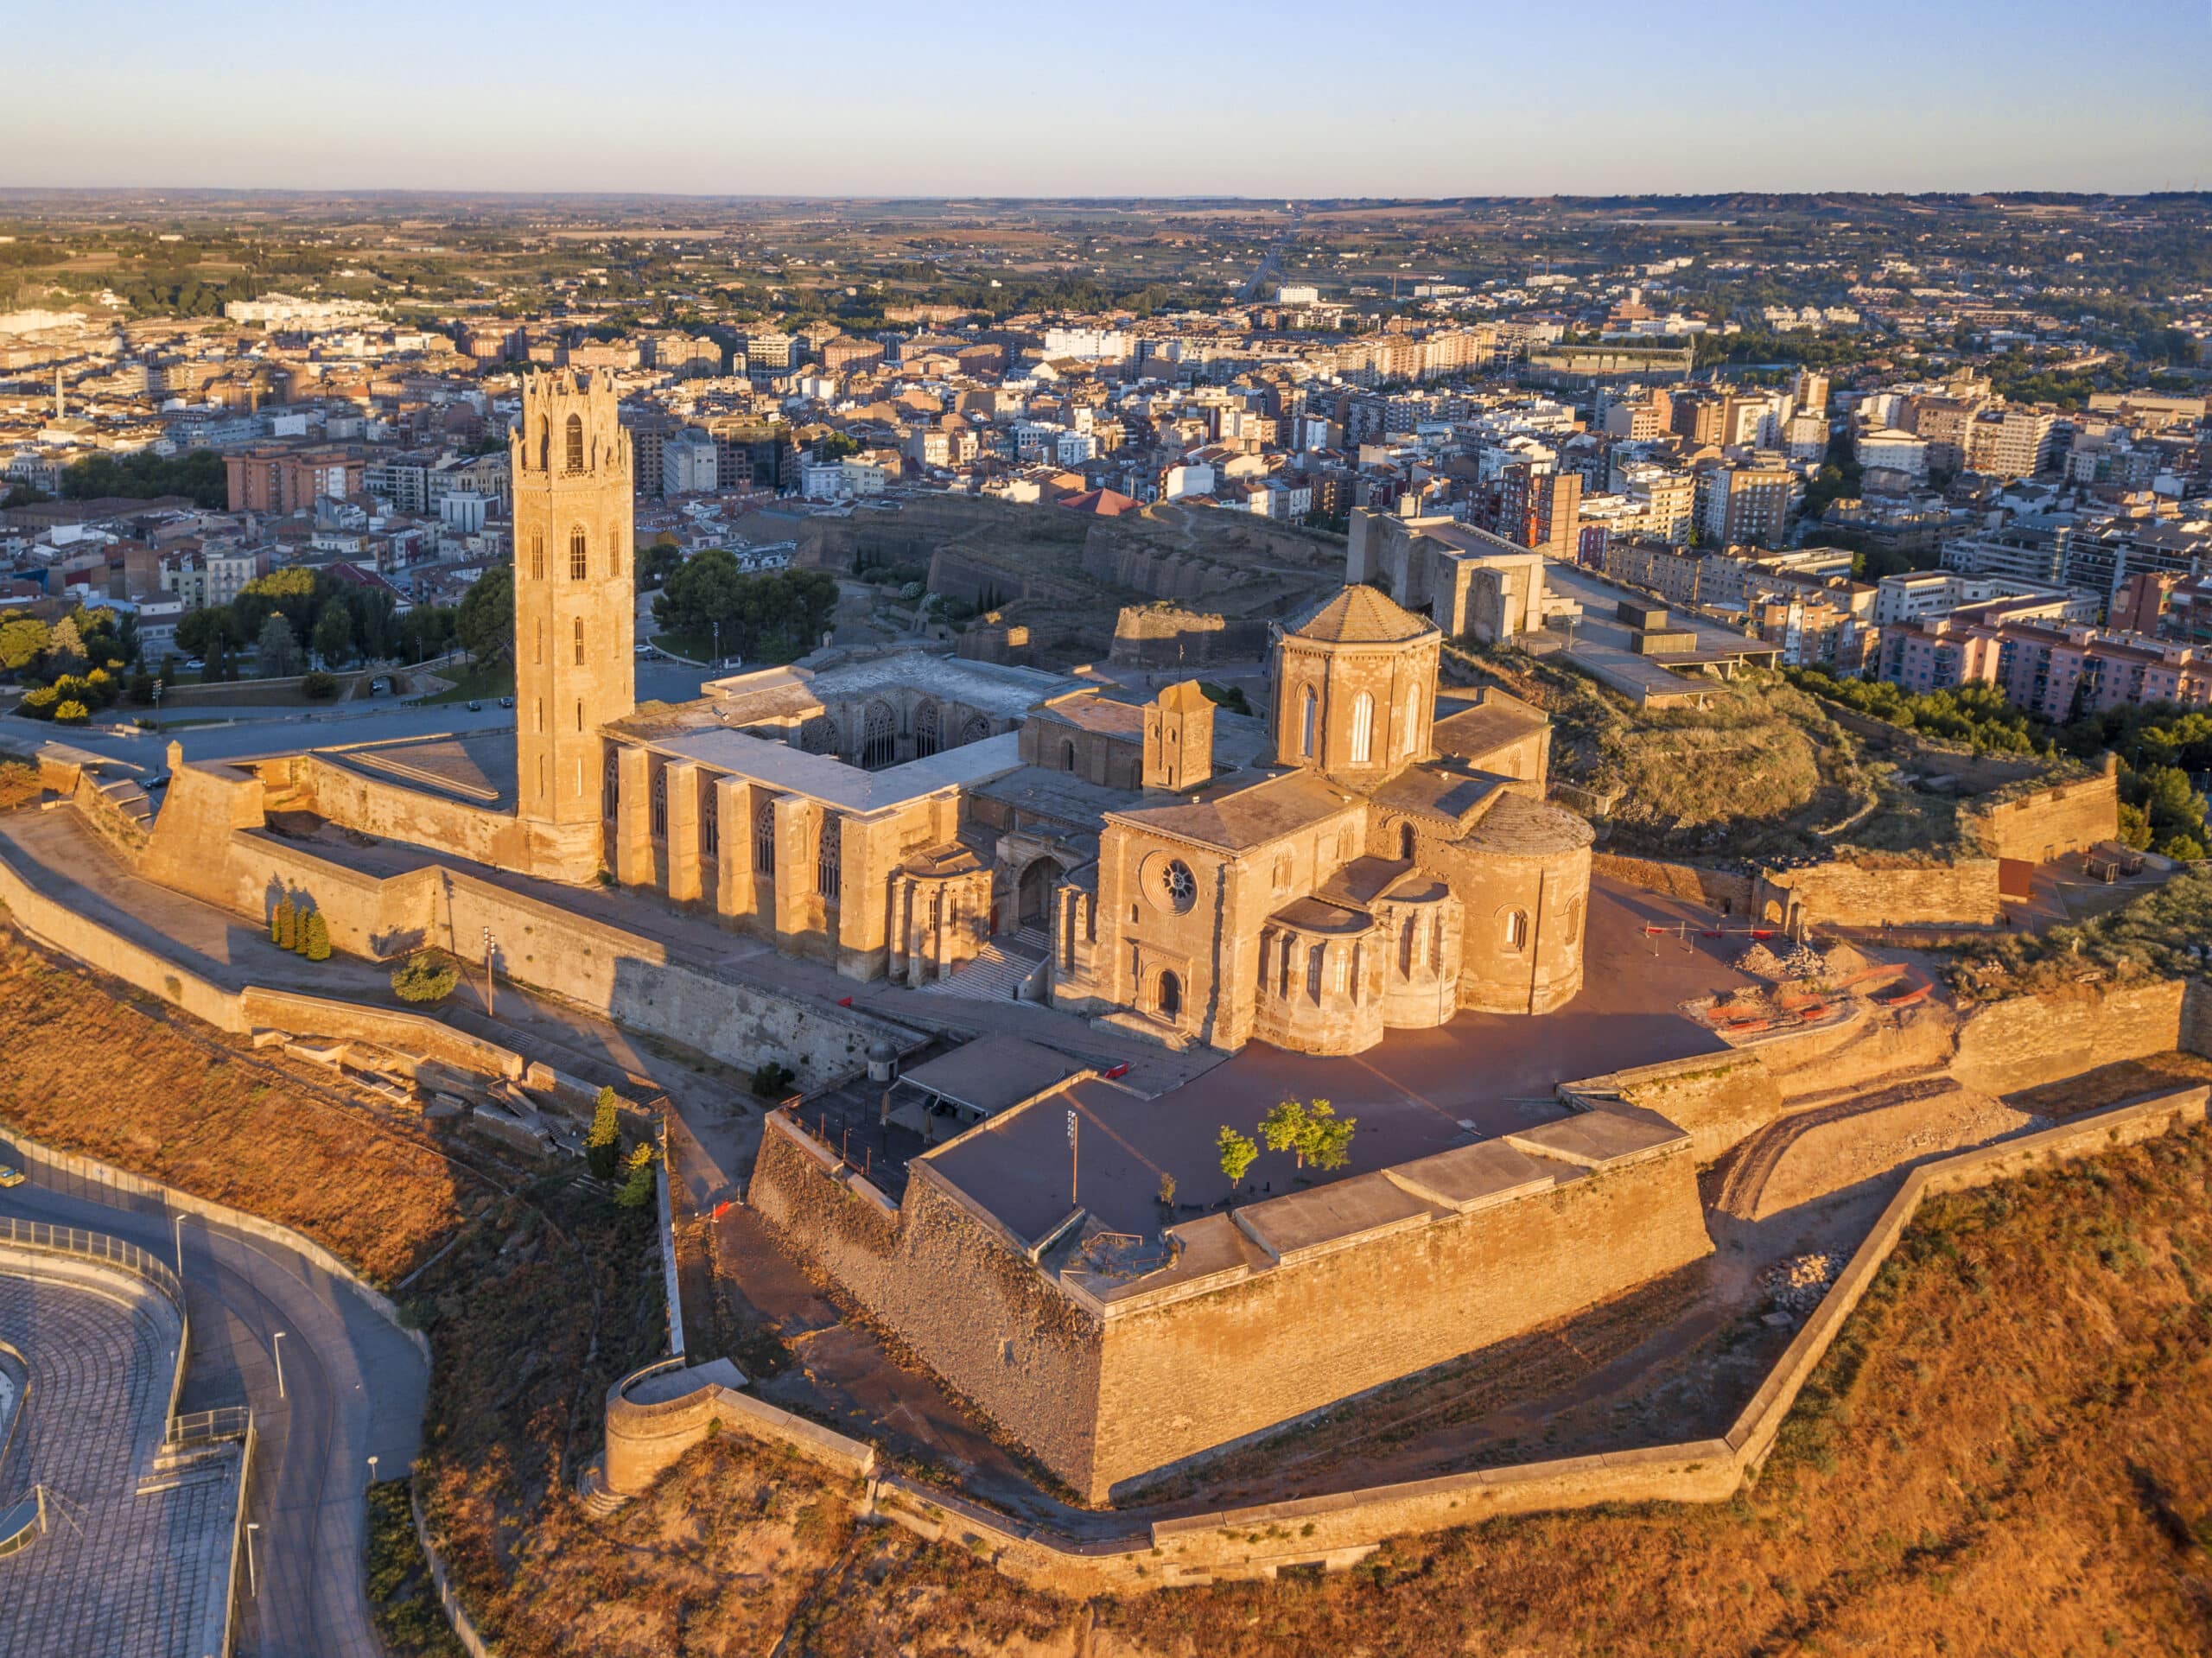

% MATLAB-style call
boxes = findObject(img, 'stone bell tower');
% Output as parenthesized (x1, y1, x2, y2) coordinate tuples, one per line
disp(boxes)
(511, 370, 635, 879)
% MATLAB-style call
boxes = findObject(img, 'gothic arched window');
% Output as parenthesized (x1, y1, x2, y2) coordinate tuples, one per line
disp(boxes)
(959, 713, 990, 746)
(816, 816, 842, 899)
(799, 715, 835, 753)
(650, 767, 667, 842)
(564, 413, 584, 473)
(701, 783, 719, 856)
(531, 533, 544, 581)
(1062, 739, 1077, 772)
(569, 527, 588, 581)
(602, 751, 620, 819)
(573, 617, 585, 665)
(1300, 685, 1317, 758)
(753, 799, 776, 873)
(913, 702, 940, 758)
(861, 701, 896, 769)
(1503, 910, 1529, 951)
(1350, 690, 1374, 765)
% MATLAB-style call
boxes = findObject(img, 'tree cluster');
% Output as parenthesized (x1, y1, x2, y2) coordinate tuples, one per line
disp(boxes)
(653, 560, 837, 664)
(1216, 1098, 1359, 1193)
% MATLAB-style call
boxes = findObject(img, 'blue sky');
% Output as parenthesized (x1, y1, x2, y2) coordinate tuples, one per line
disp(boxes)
(3, 0, 2207, 196)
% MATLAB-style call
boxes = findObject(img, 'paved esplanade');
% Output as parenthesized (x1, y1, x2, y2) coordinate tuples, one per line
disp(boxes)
(0, 1161, 430, 1658)
(0, 1265, 236, 1655)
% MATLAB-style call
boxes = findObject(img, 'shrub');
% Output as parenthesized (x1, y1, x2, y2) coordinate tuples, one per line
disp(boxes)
(615, 1141, 658, 1209)
(272, 898, 296, 950)
(53, 699, 87, 725)
(587, 1085, 622, 1180)
(301, 670, 340, 700)
(390, 950, 458, 1004)
(750, 1060, 796, 1101)
(302, 911, 331, 962)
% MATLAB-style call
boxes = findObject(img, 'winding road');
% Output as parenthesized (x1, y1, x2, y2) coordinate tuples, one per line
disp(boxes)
(0, 1152, 428, 1658)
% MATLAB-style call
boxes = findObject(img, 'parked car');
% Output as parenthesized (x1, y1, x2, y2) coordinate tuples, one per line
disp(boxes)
(498, 696, 515, 708)
(467, 699, 482, 712)
(0, 1166, 24, 1188)
(368, 676, 392, 696)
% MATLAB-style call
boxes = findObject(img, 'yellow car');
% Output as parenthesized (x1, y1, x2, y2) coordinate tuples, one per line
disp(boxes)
(0, 1166, 24, 1188)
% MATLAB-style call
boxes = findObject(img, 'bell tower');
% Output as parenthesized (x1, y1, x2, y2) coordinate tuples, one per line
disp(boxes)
(511, 370, 635, 878)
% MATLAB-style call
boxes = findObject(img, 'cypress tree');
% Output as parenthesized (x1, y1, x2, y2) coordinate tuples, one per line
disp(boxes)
(273, 898, 296, 950)
(587, 1086, 622, 1180)
(302, 911, 331, 962)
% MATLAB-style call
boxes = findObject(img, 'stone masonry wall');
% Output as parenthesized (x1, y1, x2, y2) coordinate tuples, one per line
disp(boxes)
(747, 1117, 1108, 1490)
(1591, 854, 1754, 912)
(1959, 771, 2119, 863)
(1950, 979, 2187, 1095)
(1764, 857, 2000, 927)
(1088, 1144, 1713, 1500)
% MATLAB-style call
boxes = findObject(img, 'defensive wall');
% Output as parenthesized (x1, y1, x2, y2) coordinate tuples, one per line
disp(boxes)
(747, 1098, 1713, 1503)
(129, 754, 892, 1086)
(1756, 854, 2001, 931)
(606, 1081, 2212, 1595)
(1959, 767, 2120, 862)
(1586, 975, 2196, 1164)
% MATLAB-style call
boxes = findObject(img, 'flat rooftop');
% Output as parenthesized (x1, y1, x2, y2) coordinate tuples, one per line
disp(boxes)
(647, 727, 1022, 813)
(317, 729, 519, 810)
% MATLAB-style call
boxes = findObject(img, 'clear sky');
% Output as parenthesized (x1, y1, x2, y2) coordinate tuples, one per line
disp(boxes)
(4, 0, 2207, 197)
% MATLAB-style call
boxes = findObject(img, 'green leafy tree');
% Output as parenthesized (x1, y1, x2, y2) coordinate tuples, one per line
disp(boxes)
(175, 607, 238, 662)
(455, 565, 514, 664)
(391, 950, 458, 1003)
(301, 910, 331, 961)
(1258, 1098, 1311, 1166)
(273, 897, 297, 950)
(310, 600, 354, 667)
(1216, 1125, 1258, 1194)
(636, 537, 683, 592)
(615, 1141, 658, 1209)
(301, 670, 339, 700)
(1295, 1100, 1357, 1172)
(53, 699, 87, 724)
(257, 613, 302, 678)
(587, 1086, 623, 1179)
(41, 614, 85, 673)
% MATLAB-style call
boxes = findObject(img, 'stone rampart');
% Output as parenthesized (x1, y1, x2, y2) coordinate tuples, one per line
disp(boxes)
(1950, 978, 2187, 1095)
(1591, 853, 1753, 912)
(1761, 855, 2000, 929)
(769, 1083, 2212, 1592)
(752, 1103, 1713, 1503)
(601, 1356, 877, 1496)
(234, 988, 528, 1083)
(1960, 770, 2119, 862)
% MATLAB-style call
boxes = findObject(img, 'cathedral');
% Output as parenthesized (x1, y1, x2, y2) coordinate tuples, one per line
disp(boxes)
(340, 371, 1598, 1058)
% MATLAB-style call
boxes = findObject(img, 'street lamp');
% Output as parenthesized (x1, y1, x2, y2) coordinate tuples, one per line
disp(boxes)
(481, 926, 495, 1018)
(245, 1521, 260, 1598)
(368, 1453, 379, 1489)
(271, 1331, 287, 1401)
(172, 1213, 184, 1276)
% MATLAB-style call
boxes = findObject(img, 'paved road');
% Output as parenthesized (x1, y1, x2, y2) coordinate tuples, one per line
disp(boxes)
(0, 657, 715, 770)
(0, 1156, 429, 1658)
(1236, 206, 1304, 303)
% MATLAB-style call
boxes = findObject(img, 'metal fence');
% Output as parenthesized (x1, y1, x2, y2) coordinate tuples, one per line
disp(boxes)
(166, 1407, 252, 1449)
(0, 1216, 185, 1307)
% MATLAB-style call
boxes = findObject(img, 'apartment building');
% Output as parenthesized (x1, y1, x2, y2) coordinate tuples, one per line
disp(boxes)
(1697, 465, 1794, 547)
(1496, 462, 1582, 558)
(1964, 407, 2058, 479)
(225, 446, 364, 514)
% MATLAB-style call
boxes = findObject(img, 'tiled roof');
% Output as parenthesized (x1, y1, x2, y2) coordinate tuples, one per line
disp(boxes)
(1286, 584, 1438, 645)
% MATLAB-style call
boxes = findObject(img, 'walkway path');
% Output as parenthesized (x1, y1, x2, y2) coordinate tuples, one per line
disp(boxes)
(0, 1158, 429, 1658)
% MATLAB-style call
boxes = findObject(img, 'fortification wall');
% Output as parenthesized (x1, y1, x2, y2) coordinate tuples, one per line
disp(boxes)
(1764, 857, 2000, 928)
(1591, 853, 1754, 912)
(747, 1117, 1107, 1487)
(287, 755, 521, 871)
(1950, 979, 2187, 1095)
(1090, 1143, 1712, 1500)
(1108, 606, 1272, 669)
(1960, 771, 2119, 862)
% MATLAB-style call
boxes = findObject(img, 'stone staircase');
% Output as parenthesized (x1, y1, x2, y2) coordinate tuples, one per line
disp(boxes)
(915, 926, 1050, 1003)
(574, 1453, 632, 1517)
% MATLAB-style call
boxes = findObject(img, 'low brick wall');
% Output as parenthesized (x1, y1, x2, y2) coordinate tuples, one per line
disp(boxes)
(1763, 856, 2001, 929)
(601, 1357, 877, 1496)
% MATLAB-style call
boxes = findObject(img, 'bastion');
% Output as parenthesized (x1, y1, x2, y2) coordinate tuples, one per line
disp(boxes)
(748, 1089, 1712, 1502)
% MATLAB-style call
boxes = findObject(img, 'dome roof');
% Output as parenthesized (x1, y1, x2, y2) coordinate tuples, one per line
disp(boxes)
(1286, 584, 1437, 645)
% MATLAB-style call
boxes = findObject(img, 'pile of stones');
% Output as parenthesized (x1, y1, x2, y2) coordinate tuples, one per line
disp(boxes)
(1761, 1253, 1838, 1315)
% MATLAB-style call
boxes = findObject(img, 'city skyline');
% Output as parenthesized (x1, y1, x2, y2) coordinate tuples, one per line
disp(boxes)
(4, 0, 2209, 197)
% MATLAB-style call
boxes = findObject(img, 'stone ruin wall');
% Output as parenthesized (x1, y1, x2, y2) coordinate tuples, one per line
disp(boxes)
(1108, 606, 1272, 670)
(1762, 857, 2001, 928)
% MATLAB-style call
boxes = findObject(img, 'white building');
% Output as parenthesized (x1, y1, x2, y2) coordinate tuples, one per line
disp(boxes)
(663, 429, 720, 498)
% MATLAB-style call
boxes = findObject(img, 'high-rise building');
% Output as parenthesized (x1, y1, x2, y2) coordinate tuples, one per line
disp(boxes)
(512, 371, 636, 879)
(1497, 463, 1582, 558)
(1792, 368, 1829, 418)
(1698, 465, 1794, 548)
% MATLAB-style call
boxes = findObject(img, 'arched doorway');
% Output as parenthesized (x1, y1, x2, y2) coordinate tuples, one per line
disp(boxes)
(1157, 969, 1182, 1021)
(1016, 856, 1062, 926)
